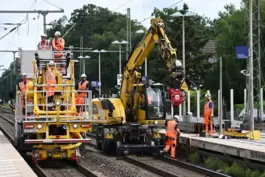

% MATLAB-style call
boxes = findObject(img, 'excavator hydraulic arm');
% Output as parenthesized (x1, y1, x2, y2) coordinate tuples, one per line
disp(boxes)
(120, 18, 184, 108)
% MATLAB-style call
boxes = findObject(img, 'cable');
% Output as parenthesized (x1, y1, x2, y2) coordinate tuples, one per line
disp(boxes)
(113, 0, 135, 11)
(43, 0, 63, 10)
(63, 0, 136, 38)
(139, 0, 183, 23)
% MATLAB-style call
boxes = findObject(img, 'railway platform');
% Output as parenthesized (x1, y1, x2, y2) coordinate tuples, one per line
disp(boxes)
(0, 130, 37, 177)
(178, 132, 265, 163)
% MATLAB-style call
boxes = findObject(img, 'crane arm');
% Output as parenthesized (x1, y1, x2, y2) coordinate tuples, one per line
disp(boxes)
(120, 18, 184, 108)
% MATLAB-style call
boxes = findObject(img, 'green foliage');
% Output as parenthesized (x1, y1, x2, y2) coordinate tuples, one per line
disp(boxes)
(205, 157, 228, 171)
(188, 152, 201, 164)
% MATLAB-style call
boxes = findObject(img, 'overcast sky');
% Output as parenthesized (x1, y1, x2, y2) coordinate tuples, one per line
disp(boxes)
(0, 0, 241, 75)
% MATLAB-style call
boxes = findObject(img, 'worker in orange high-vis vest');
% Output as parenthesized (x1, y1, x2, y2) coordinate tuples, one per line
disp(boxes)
(52, 31, 65, 59)
(204, 93, 214, 136)
(160, 116, 180, 159)
(37, 34, 51, 50)
(17, 73, 29, 115)
(76, 74, 89, 116)
(45, 61, 57, 110)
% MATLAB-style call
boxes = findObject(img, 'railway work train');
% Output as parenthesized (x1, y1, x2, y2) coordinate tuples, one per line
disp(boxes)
(10, 50, 92, 164)
(90, 18, 187, 154)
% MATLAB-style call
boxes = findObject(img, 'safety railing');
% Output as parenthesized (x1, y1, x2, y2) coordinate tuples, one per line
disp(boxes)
(23, 89, 92, 122)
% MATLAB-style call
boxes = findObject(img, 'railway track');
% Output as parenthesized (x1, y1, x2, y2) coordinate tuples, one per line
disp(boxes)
(0, 108, 230, 177)
(86, 133, 230, 177)
(0, 111, 98, 177)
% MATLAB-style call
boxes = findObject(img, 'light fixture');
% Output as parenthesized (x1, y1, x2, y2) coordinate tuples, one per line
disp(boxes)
(55, 101, 61, 106)
(154, 120, 158, 124)
(37, 124, 42, 129)
(73, 124, 78, 129)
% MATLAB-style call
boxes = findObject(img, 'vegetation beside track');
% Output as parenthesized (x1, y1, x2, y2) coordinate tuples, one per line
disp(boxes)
(189, 152, 265, 177)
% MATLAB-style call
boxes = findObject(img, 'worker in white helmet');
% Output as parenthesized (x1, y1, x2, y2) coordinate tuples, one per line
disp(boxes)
(52, 31, 65, 58)
(37, 33, 51, 50)
(76, 74, 90, 116)
(204, 93, 214, 136)
(45, 61, 57, 110)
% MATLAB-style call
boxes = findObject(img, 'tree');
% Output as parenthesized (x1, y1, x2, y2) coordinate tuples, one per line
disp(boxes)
(46, 4, 144, 93)
(150, 4, 214, 87)
(206, 3, 249, 106)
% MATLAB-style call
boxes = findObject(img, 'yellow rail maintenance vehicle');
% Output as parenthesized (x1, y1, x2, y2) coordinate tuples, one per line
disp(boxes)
(11, 50, 92, 164)
(91, 18, 185, 155)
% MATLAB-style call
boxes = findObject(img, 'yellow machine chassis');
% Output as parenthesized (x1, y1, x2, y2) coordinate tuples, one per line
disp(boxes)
(17, 52, 92, 163)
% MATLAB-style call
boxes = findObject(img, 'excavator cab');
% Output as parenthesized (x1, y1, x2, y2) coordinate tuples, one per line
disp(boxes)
(133, 83, 166, 123)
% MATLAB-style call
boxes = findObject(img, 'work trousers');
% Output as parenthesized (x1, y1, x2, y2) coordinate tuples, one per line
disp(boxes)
(204, 116, 213, 136)
(164, 137, 177, 158)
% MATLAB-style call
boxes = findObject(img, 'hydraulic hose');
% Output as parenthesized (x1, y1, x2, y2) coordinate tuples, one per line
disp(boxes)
(33, 132, 83, 150)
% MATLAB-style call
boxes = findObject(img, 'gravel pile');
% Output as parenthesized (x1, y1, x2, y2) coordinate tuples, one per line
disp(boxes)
(81, 149, 161, 177)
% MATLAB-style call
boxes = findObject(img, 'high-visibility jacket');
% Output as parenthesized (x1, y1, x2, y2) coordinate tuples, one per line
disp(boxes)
(45, 68, 56, 97)
(37, 40, 50, 50)
(166, 120, 177, 138)
(77, 81, 89, 98)
(204, 101, 213, 117)
(52, 38, 65, 51)
(19, 81, 32, 108)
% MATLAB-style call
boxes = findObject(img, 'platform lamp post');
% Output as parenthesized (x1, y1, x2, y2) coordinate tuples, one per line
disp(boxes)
(171, 11, 196, 120)
(112, 40, 128, 75)
(83, 55, 90, 74)
(92, 49, 106, 97)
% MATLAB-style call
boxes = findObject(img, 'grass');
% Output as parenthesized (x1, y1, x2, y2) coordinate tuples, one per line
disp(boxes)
(188, 152, 265, 177)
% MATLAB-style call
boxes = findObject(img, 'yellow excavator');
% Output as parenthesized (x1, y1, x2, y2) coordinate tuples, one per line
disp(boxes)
(90, 18, 185, 154)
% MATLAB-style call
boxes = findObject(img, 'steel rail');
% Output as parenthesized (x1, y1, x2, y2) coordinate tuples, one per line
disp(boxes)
(86, 132, 230, 177)
(0, 110, 98, 177)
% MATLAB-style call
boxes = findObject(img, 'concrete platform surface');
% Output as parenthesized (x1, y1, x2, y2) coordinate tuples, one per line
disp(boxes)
(179, 133, 265, 163)
(0, 131, 37, 177)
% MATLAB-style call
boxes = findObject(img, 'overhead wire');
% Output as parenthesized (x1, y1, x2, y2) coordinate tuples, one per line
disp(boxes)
(139, 0, 183, 23)
(63, 0, 135, 38)
(43, 0, 63, 10)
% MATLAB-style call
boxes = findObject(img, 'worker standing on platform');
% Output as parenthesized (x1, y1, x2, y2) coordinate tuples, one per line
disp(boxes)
(45, 61, 57, 110)
(76, 74, 89, 116)
(52, 31, 65, 59)
(18, 73, 30, 115)
(160, 116, 180, 159)
(37, 34, 51, 50)
(204, 93, 214, 136)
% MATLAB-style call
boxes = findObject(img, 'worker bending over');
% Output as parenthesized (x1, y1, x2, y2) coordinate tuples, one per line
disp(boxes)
(52, 31, 65, 59)
(76, 74, 89, 116)
(204, 93, 214, 136)
(18, 73, 31, 115)
(160, 116, 180, 159)
(45, 61, 57, 110)
(37, 34, 51, 50)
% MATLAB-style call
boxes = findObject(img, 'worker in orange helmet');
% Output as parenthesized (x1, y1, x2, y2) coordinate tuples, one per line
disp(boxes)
(52, 31, 65, 59)
(45, 61, 57, 110)
(75, 74, 89, 116)
(37, 34, 51, 50)
(17, 73, 31, 115)
(204, 93, 214, 136)
(160, 115, 180, 159)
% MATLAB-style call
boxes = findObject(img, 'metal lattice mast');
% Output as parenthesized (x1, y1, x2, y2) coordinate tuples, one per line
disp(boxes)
(253, 0, 262, 121)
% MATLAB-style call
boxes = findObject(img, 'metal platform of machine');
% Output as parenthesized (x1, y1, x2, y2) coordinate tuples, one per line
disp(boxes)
(0, 130, 37, 177)
(178, 132, 265, 163)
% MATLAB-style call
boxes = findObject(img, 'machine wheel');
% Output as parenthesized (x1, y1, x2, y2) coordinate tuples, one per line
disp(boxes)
(96, 126, 104, 150)
(101, 138, 111, 153)
(116, 140, 122, 156)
